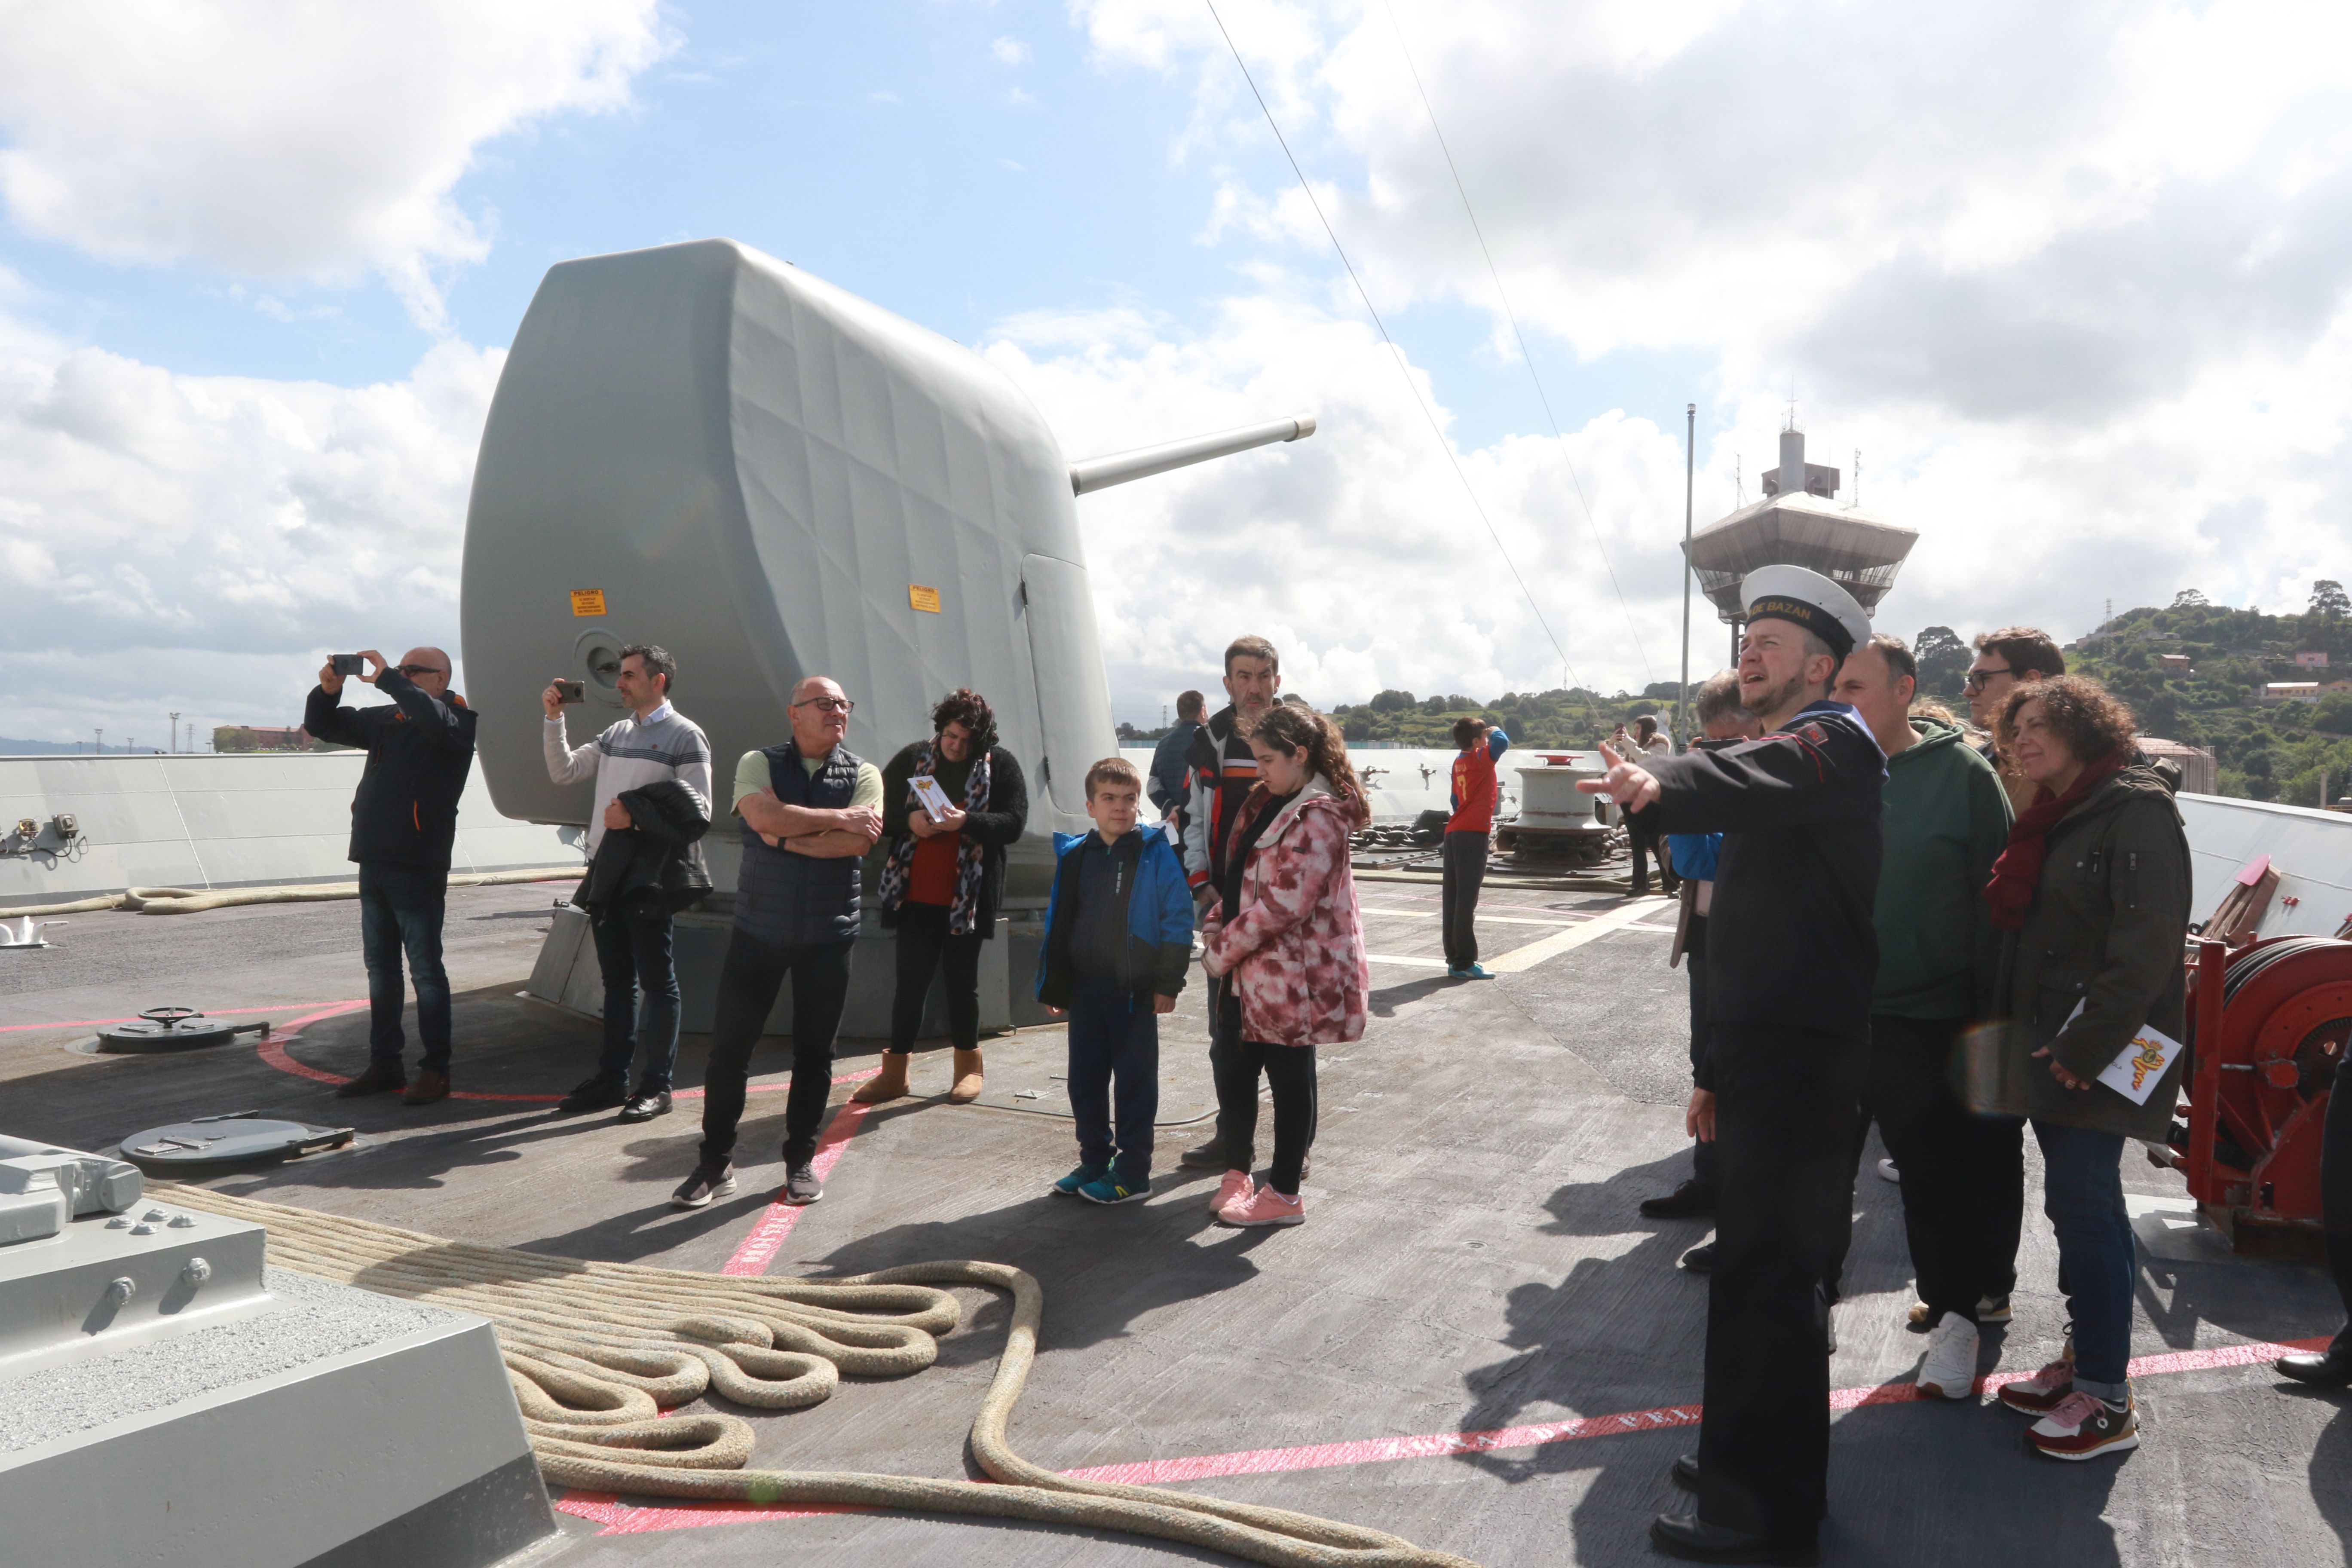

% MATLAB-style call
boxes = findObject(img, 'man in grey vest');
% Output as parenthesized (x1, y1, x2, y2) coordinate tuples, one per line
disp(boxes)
(674, 675, 883, 1209)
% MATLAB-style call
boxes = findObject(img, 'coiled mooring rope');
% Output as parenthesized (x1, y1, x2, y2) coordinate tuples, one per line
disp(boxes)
(157, 1185, 1475, 1568)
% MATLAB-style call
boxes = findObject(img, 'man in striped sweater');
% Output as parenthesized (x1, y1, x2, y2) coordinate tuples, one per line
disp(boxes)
(543, 644, 714, 1123)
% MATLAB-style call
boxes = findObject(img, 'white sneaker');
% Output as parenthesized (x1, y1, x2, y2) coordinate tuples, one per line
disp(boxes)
(1916, 1314, 1981, 1399)
(1877, 1156, 1901, 1183)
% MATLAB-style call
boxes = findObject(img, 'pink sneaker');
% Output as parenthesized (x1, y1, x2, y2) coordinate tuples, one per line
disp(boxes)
(1219, 1185, 1305, 1228)
(1212, 1170, 1254, 1213)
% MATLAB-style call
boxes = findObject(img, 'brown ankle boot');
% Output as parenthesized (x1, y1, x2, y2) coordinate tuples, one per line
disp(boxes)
(853, 1053, 911, 1103)
(948, 1048, 984, 1103)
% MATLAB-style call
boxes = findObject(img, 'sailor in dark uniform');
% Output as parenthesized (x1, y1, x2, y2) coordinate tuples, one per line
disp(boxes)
(1582, 565, 1884, 1565)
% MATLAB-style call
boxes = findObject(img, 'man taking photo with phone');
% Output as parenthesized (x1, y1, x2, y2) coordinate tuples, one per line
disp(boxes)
(544, 644, 714, 1123)
(306, 646, 478, 1106)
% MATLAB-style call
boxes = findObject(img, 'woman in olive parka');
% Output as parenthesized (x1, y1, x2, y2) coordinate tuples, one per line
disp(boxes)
(1977, 675, 2190, 1463)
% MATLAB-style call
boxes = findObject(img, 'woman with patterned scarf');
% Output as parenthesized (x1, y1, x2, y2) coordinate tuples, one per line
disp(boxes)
(862, 689, 1030, 1104)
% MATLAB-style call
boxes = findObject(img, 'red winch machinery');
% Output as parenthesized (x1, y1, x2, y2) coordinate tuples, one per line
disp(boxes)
(2177, 935, 2349, 1251)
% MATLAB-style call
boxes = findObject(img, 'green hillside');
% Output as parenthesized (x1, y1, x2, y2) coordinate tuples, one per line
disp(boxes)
(1312, 581, 2352, 802)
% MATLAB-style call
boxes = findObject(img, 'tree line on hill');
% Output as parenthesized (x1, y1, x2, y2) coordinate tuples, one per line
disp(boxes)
(1122, 582, 2352, 804)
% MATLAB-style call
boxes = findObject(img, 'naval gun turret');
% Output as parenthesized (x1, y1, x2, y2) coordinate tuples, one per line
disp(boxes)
(458, 239, 1315, 1031)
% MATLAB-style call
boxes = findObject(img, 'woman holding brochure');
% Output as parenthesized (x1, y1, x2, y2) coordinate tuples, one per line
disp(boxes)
(1978, 674, 2190, 1462)
(866, 690, 1029, 1105)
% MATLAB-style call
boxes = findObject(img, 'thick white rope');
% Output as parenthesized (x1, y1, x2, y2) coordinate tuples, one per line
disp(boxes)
(158, 1185, 1476, 1568)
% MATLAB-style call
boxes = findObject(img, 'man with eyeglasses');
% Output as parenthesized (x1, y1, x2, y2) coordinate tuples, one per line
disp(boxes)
(1965, 627, 2065, 815)
(675, 674, 883, 1210)
(305, 646, 478, 1106)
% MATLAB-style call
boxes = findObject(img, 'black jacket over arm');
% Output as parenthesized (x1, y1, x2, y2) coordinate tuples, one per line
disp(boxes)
(304, 670, 478, 873)
(878, 742, 1029, 934)
(575, 778, 714, 917)
(1632, 703, 1884, 1043)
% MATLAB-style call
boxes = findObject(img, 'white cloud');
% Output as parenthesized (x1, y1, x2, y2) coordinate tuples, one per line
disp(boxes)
(1032, 0, 2352, 720)
(991, 35, 1033, 66)
(0, 329, 502, 740)
(0, 0, 671, 328)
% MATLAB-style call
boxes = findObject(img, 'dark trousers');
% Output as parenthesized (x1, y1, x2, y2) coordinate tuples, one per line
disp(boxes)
(1630, 822, 1680, 896)
(1067, 979, 1158, 1182)
(1685, 918, 1719, 1191)
(696, 932, 854, 1168)
(591, 906, 680, 1092)
(358, 861, 451, 1073)
(1697, 1025, 1866, 1547)
(1440, 831, 1488, 969)
(888, 902, 983, 1055)
(1968, 1112, 2026, 1299)
(1213, 1010, 1318, 1195)
(2034, 1121, 2135, 1396)
(1865, 1014, 1981, 1324)
(2324, 1074, 2352, 1350)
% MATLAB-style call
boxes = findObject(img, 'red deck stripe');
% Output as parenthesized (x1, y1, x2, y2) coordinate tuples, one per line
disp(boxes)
(257, 1003, 880, 1105)
(560, 1332, 2334, 1534)
(720, 1095, 877, 1276)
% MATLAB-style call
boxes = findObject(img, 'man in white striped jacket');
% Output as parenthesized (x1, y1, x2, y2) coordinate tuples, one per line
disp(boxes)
(542, 643, 714, 1122)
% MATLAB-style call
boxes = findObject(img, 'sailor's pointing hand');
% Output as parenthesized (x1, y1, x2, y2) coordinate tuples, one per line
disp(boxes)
(1576, 742, 1660, 812)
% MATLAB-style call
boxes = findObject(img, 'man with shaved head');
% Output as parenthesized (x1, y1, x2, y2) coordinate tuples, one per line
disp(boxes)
(676, 674, 884, 1210)
(306, 644, 478, 1106)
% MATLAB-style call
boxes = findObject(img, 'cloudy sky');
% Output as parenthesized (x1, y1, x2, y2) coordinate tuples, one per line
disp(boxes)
(1, 0, 2347, 743)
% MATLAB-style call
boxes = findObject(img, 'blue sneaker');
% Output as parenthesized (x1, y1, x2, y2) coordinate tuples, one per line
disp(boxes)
(1446, 966, 1470, 978)
(1052, 1161, 1110, 1196)
(1462, 963, 1493, 979)
(1077, 1173, 1150, 1205)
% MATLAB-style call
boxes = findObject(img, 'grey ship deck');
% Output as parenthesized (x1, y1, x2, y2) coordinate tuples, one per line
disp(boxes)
(2, 879, 2345, 1567)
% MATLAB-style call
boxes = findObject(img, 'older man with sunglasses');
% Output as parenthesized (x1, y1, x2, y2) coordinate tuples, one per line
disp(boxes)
(675, 675, 884, 1210)
(305, 646, 479, 1106)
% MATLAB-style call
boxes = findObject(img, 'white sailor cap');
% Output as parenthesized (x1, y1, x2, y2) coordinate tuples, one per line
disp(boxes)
(1740, 564, 1871, 662)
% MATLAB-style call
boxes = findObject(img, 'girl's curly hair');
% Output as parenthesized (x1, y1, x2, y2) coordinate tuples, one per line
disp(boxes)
(1996, 674, 2136, 767)
(930, 688, 998, 754)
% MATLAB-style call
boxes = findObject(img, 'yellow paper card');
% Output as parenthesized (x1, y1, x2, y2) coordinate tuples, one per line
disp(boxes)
(570, 589, 608, 617)
(909, 585, 942, 614)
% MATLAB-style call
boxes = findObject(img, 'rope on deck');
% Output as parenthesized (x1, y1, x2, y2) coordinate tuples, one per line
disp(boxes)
(157, 1184, 1477, 1568)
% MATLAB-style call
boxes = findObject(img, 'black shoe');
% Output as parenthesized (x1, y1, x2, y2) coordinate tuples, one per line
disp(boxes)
(335, 1060, 406, 1099)
(2279, 1346, 2352, 1386)
(618, 1088, 672, 1124)
(1649, 1513, 1817, 1565)
(1179, 1137, 1227, 1170)
(671, 1162, 737, 1209)
(558, 1076, 629, 1115)
(1641, 1180, 1718, 1220)
(783, 1161, 823, 1205)
(1681, 1241, 1716, 1273)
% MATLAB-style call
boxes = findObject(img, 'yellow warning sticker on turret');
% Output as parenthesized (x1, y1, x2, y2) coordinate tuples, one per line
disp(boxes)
(909, 585, 941, 613)
(571, 589, 607, 617)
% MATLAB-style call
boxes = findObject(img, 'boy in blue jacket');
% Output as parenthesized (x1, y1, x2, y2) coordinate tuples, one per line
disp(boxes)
(1036, 756, 1195, 1204)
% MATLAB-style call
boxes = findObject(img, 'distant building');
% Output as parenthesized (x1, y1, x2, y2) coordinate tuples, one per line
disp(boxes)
(2134, 737, 2217, 796)
(2160, 653, 2193, 674)
(2263, 683, 2321, 705)
(2297, 650, 2331, 669)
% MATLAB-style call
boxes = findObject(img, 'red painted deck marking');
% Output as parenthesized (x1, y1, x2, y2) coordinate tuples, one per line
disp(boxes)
(257, 1001, 879, 1106)
(1, 999, 363, 1034)
(557, 1333, 2334, 1534)
(720, 1093, 877, 1276)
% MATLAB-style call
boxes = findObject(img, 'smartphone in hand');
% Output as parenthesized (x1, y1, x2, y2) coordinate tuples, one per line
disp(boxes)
(553, 679, 585, 705)
(330, 654, 365, 676)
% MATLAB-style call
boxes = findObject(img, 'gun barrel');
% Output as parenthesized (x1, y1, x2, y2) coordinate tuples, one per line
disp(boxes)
(1068, 415, 1316, 496)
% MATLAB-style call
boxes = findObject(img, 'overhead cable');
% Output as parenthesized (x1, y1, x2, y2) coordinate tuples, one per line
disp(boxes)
(1201, 0, 1588, 704)
(1376, 0, 1656, 688)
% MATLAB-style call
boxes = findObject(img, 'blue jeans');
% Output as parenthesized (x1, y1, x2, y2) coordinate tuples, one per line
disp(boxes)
(2034, 1119, 2135, 1396)
(591, 906, 680, 1092)
(1067, 979, 1159, 1184)
(358, 861, 450, 1073)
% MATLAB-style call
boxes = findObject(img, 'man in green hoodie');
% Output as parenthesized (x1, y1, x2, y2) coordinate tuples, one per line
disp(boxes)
(1833, 633, 2015, 1403)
